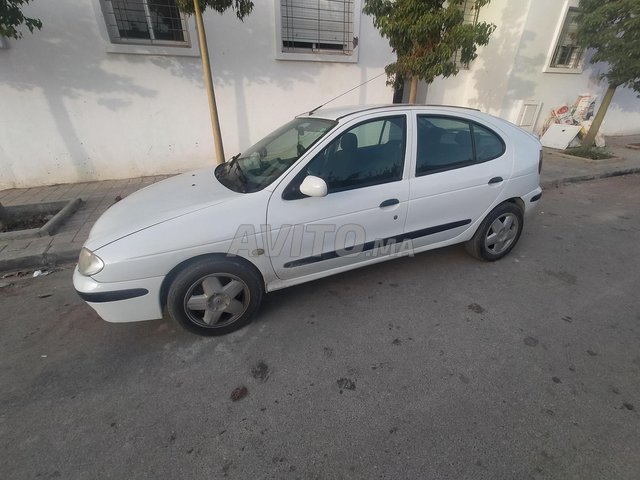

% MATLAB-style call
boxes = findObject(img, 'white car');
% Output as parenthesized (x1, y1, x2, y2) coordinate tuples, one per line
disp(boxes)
(74, 105, 542, 336)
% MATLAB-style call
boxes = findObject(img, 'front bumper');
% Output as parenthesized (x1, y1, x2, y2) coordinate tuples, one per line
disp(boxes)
(73, 266, 164, 323)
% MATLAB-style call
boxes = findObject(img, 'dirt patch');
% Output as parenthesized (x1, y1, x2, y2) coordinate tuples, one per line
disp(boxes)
(251, 361, 270, 382)
(1, 211, 56, 232)
(230, 386, 248, 401)
(563, 147, 614, 160)
(0, 199, 81, 239)
(467, 303, 485, 314)
(337, 378, 356, 391)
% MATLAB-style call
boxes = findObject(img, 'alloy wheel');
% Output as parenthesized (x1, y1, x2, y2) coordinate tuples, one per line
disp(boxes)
(484, 213, 520, 255)
(183, 274, 250, 328)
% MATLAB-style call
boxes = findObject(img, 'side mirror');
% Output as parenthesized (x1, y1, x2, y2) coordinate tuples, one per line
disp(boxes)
(299, 175, 328, 198)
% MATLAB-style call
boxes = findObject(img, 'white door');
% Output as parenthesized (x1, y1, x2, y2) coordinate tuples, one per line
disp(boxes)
(267, 114, 411, 280)
(404, 113, 514, 249)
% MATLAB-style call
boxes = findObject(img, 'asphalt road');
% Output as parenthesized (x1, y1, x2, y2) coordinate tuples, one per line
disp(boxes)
(1, 175, 639, 480)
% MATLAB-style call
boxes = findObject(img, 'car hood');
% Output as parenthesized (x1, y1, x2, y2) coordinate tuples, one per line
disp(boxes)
(86, 168, 241, 250)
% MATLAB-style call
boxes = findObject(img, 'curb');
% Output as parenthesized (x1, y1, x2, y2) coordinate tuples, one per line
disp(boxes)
(541, 168, 640, 189)
(41, 198, 84, 236)
(0, 246, 80, 273)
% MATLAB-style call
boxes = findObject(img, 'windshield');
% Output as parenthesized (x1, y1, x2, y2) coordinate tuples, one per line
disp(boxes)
(215, 117, 337, 193)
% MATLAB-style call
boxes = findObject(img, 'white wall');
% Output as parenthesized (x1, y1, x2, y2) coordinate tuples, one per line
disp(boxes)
(0, 0, 396, 189)
(426, 0, 640, 137)
(425, 0, 531, 117)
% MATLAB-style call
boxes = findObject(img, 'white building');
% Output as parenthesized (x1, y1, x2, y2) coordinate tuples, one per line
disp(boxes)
(426, 0, 640, 138)
(1, 0, 639, 189)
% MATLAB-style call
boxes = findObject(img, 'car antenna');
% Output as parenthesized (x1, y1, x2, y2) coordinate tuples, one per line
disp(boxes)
(306, 71, 387, 116)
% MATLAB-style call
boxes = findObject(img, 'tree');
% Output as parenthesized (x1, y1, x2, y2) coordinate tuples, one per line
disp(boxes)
(175, 0, 253, 164)
(577, 0, 640, 147)
(0, 0, 42, 39)
(175, 0, 252, 18)
(363, 0, 495, 103)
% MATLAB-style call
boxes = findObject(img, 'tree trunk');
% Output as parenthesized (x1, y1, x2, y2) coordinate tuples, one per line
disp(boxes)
(0, 202, 8, 231)
(193, 0, 226, 165)
(392, 78, 405, 104)
(408, 76, 419, 104)
(583, 84, 617, 148)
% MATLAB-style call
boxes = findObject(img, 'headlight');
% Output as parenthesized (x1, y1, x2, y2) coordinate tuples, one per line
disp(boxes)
(78, 247, 104, 276)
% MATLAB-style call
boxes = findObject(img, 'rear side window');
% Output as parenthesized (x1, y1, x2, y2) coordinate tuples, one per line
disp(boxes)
(474, 123, 505, 162)
(416, 115, 505, 176)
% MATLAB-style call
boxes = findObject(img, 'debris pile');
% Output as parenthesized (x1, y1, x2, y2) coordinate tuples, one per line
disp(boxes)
(540, 94, 605, 148)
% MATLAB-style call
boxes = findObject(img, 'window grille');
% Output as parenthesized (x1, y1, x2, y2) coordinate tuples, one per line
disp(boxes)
(281, 0, 355, 54)
(452, 0, 481, 69)
(550, 8, 584, 69)
(102, 0, 189, 45)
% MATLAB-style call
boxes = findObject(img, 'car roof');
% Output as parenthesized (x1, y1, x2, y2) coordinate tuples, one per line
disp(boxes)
(299, 104, 481, 121)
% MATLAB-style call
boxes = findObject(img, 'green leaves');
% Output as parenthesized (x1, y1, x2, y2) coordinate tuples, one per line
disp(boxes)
(175, 0, 254, 20)
(577, 0, 640, 93)
(363, 0, 495, 86)
(0, 0, 43, 39)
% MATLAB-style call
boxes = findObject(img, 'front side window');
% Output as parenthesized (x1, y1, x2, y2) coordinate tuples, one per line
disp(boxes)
(102, 0, 188, 45)
(216, 118, 336, 193)
(416, 116, 505, 176)
(280, 0, 355, 55)
(549, 7, 584, 69)
(302, 116, 406, 194)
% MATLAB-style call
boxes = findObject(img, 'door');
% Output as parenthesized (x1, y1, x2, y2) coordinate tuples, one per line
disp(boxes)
(267, 114, 411, 280)
(405, 113, 513, 249)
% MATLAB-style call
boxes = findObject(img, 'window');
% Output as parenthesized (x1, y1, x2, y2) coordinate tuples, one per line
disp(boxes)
(416, 116, 505, 176)
(280, 0, 356, 55)
(452, 0, 481, 69)
(549, 7, 584, 69)
(473, 123, 505, 162)
(298, 116, 406, 195)
(101, 0, 189, 45)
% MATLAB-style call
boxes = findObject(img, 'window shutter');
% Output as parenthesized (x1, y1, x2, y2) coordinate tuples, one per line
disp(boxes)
(102, 0, 187, 45)
(281, 0, 354, 52)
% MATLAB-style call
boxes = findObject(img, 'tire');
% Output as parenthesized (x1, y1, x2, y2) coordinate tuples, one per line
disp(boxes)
(465, 202, 524, 261)
(167, 257, 263, 336)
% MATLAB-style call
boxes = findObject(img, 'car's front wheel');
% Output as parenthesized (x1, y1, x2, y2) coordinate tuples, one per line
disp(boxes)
(167, 257, 263, 336)
(465, 202, 524, 261)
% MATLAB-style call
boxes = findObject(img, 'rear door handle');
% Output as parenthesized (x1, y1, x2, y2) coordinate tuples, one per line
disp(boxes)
(488, 176, 503, 185)
(379, 198, 399, 208)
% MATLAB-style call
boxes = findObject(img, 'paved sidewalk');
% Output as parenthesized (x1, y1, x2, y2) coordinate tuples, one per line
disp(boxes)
(0, 176, 169, 272)
(1, 135, 640, 272)
(542, 134, 640, 187)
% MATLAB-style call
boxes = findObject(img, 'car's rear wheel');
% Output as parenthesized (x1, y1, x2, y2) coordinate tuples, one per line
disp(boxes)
(167, 258, 263, 336)
(465, 202, 523, 261)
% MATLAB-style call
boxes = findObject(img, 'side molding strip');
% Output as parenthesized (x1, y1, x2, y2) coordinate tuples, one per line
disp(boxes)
(283, 219, 472, 268)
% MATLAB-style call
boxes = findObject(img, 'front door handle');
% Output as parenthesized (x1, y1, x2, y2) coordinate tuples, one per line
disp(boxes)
(379, 198, 399, 208)
(488, 176, 503, 185)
